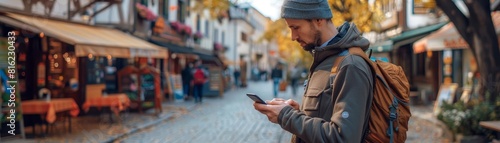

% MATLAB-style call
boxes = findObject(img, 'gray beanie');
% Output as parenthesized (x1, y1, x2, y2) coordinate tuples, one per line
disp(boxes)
(281, 0, 333, 19)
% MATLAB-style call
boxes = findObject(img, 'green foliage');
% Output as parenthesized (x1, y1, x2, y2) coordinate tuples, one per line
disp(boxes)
(437, 98, 500, 138)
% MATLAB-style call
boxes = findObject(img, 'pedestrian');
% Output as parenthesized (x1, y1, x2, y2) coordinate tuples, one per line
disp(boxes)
(289, 64, 302, 97)
(233, 68, 241, 88)
(192, 60, 208, 103)
(270, 63, 283, 98)
(252, 0, 374, 142)
(181, 62, 194, 100)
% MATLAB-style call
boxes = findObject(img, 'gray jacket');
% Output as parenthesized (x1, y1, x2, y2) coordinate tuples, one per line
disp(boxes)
(277, 22, 374, 143)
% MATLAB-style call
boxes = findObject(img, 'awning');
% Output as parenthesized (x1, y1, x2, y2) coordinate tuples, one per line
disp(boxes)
(368, 22, 447, 53)
(413, 12, 500, 53)
(368, 40, 393, 53)
(150, 37, 218, 61)
(390, 22, 448, 49)
(2, 12, 167, 59)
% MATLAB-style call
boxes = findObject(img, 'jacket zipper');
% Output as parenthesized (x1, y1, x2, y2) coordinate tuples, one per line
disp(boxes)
(304, 50, 317, 94)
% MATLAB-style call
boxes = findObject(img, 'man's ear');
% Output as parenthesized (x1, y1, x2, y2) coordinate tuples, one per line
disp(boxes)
(315, 19, 324, 27)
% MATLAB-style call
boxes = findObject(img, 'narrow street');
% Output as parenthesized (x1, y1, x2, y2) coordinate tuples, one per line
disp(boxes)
(116, 81, 302, 143)
(114, 80, 452, 143)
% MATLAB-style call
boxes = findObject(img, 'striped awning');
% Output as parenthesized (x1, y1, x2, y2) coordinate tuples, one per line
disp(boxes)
(2, 12, 167, 59)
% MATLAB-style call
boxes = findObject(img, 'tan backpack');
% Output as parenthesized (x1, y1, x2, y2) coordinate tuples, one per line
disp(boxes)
(331, 47, 411, 143)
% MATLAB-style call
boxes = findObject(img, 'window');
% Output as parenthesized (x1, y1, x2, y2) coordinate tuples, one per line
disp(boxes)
(415, 52, 426, 76)
(196, 14, 201, 32)
(205, 20, 209, 37)
(241, 32, 247, 42)
(177, 0, 185, 23)
(221, 31, 225, 45)
(214, 29, 218, 42)
(162, 0, 169, 19)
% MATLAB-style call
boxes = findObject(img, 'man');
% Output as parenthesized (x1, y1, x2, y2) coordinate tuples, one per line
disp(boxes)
(181, 63, 193, 100)
(271, 63, 284, 98)
(253, 0, 374, 142)
(192, 60, 208, 103)
(289, 64, 302, 97)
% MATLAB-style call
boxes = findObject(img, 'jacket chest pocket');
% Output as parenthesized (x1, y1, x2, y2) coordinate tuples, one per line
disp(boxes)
(302, 88, 322, 116)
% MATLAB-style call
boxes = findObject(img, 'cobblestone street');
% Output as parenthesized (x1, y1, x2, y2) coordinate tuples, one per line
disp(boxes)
(116, 81, 452, 143)
(115, 81, 302, 143)
(3, 81, 452, 143)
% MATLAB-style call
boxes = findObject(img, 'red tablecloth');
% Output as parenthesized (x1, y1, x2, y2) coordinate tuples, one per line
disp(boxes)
(82, 94, 130, 115)
(21, 98, 79, 123)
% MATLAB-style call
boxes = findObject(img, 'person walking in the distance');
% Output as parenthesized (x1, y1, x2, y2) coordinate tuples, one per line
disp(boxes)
(271, 63, 284, 98)
(233, 68, 241, 88)
(192, 60, 208, 103)
(253, 0, 375, 142)
(289, 64, 302, 97)
(181, 63, 193, 100)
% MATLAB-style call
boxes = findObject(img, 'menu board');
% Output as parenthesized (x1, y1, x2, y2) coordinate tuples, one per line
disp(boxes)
(208, 67, 221, 90)
(140, 73, 155, 101)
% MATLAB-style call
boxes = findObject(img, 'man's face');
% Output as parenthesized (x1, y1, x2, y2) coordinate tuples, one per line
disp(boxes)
(285, 19, 322, 51)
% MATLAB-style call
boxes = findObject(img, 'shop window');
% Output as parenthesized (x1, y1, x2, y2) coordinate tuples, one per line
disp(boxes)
(415, 52, 426, 76)
(47, 38, 78, 98)
(86, 56, 118, 93)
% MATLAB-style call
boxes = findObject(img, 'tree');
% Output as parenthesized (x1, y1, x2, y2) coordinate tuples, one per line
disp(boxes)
(191, 0, 230, 19)
(260, 19, 313, 68)
(329, 0, 387, 32)
(436, 0, 500, 103)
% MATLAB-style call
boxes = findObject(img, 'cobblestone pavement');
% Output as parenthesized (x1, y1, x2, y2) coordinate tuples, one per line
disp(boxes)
(406, 104, 453, 143)
(115, 81, 302, 143)
(116, 81, 453, 143)
(3, 100, 197, 143)
(3, 81, 453, 143)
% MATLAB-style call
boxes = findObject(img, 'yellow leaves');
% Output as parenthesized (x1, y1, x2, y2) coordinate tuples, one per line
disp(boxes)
(260, 0, 387, 66)
(329, 0, 386, 32)
(192, 0, 230, 19)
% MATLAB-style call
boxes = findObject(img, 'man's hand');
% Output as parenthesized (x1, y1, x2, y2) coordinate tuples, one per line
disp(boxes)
(253, 98, 300, 123)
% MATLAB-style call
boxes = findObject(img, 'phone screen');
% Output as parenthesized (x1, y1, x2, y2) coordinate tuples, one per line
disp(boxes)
(246, 93, 266, 104)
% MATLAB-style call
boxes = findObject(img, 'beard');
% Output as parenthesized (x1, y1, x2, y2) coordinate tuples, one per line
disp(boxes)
(301, 30, 322, 52)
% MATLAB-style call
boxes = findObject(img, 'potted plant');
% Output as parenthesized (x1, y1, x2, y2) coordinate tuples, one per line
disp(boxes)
(135, 3, 157, 21)
(437, 97, 500, 142)
(193, 32, 203, 41)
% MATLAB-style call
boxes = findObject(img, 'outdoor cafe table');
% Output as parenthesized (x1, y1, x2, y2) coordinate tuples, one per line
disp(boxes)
(480, 121, 500, 139)
(21, 98, 79, 135)
(82, 93, 130, 118)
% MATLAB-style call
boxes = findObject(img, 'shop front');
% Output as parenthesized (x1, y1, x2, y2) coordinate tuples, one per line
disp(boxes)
(413, 12, 500, 101)
(0, 12, 168, 118)
(368, 22, 447, 103)
(150, 38, 224, 100)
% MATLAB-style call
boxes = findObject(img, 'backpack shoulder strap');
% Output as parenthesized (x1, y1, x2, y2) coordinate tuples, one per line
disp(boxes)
(331, 47, 374, 74)
(330, 55, 346, 74)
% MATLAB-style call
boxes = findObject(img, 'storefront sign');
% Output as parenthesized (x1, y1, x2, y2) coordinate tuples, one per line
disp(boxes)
(443, 38, 468, 48)
(130, 49, 163, 58)
(413, 0, 436, 14)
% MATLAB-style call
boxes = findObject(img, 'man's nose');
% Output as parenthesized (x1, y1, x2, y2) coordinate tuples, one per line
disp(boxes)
(291, 32, 298, 41)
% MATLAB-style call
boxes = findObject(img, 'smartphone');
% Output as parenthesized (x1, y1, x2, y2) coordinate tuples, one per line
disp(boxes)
(246, 93, 267, 104)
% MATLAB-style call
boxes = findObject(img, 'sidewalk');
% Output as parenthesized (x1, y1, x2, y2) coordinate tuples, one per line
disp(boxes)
(3, 100, 200, 143)
(3, 81, 454, 143)
(406, 103, 453, 143)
